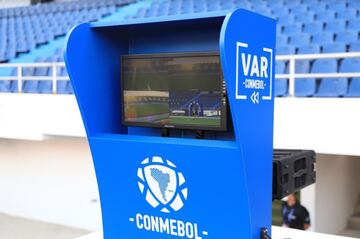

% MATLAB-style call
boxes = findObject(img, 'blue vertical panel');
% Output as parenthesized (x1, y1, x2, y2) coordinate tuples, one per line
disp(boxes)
(65, 9, 275, 239)
(220, 9, 276, 238)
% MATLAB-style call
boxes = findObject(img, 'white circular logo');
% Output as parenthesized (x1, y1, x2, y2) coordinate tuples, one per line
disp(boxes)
(137, 156, 188, 213)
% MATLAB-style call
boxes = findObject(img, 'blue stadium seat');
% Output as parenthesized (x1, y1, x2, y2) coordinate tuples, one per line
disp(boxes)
(308, 2, 327, 12)
(336, 31, 359, 44)
(298, 45, 321, 54)
(325, 20, 346, 33)
(316, 11, 336, 22)
(346, 78, 360, 97)
(294, 12, 315, 23)
(272, 7, 289, 17)
(23, 79, 39, 93)
(276, 35, 288, 47)
(295, 60, 311, 74)
(347, 19, 360, 31)
(295, 78, 316, 97)
(0, 80, 11, 92)
(290, 33, 311, 47)
(256, 8, 272, 17)
(304, 22, 324, 34)
(277, 46, 296, 55)
(276, 61, 286, 74)
(57, 80, 68, 94)
(314, 59, 347, 97)
(337, 9, 357, 21)
(312, 32, 334, 44)
(275, 61, 288, 97)
(290, 5, 308, 15)
(327, 2, 347, 12)
(349, 42, 360, 52)
(277, 15, 294, 25)
(283, 24, 303, 35)
(269, 1, 285, 9)
(348, 2, 360, 10)
(294, 60, 315, 97)
(67, 81, 74, 94)
(285, 0, 302, 8)
(322, 43, 347, 53)
(339, 58, 360, 97)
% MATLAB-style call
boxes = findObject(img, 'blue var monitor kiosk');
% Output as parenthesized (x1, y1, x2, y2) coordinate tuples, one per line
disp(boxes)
(65, 9, 276, 239)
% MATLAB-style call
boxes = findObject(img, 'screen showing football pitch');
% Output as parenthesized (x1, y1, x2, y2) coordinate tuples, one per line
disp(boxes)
(121, 53, 227, 131)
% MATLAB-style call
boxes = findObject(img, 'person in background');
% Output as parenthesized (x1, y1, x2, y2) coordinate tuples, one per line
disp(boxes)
(282, 194, 311, 230)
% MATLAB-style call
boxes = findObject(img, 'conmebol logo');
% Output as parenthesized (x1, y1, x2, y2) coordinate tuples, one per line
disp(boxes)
(137, 156, 188, 213)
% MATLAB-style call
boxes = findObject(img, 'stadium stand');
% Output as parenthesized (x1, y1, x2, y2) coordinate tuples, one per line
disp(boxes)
(0, 0, 359, 97)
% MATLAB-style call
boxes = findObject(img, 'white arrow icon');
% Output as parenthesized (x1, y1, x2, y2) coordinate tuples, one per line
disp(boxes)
(251, 91, 259, 104)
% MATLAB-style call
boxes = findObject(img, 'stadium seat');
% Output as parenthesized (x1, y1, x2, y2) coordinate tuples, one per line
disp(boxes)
(276, 61, 286, 75)
(347, 19, 360, 31)
(57, 80, 68, 94)
(337, 9, 357, 21)
(277, 15, 294, 25)
(295, 60, 311, 74)
(340, 58, 360, 97)
(346, 78, 360, 97)
(314, 59, 347, 97)
(308, 2, 327, 12)
(275, 61, 288, 97)
(325, 20, 346, 33)
(336, 31, 359, 44)
(0, 80, 11, 92)
(294, 12, 315, 23)
(327, 2, 347, 12)
(277, 46, 296, 55)
(298, 45, 321, 54)
(312, 32, 334, 45)
(349, 42, 360, 52)
(290, 33, 311, 47)
(276, 35, 288, 47)
(294, 60, 315, 97)
(295, 78, 316, 97)
(316, 11, 336, 22)
(283, 24, 303, 35)
(272, 7, 289, 17)
(322, 43, 346, 53)
(285, 0, 302, 8)
(303, 22, 324, 34)
(348, 1, 360, 9)
(290, 5, 308, 15)
(38, 56, 58, 93)
(22, 80, 39, 93)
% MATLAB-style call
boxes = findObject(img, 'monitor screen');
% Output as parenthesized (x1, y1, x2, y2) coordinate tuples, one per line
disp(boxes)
(121, 52, 227, 131)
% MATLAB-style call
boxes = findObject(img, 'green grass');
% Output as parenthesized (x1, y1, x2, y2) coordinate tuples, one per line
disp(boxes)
(170, 116, 220, 126)
(125, 103, 168, 118)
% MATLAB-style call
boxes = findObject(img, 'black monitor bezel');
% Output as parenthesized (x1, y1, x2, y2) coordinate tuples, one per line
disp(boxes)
(120, 52, 227, 132)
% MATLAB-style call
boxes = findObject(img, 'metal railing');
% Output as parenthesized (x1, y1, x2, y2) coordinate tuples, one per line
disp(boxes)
(276, 52, 360, 97)
(0, 52, 359, 96)
(0, 62, 69, 94)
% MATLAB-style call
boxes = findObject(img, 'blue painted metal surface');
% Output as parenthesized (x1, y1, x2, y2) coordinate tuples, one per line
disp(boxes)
(65, 9, 275, 239)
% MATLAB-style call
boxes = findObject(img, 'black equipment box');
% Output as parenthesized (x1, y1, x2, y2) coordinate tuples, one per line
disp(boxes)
(273, 149, 316, 200)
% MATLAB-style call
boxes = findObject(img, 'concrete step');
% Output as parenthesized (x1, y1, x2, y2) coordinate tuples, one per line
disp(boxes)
(348, 216, 360, 231)
(339, 229, 360, 238)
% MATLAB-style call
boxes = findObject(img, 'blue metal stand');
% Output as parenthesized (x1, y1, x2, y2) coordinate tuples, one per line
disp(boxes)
(65, 9, 276, 239)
